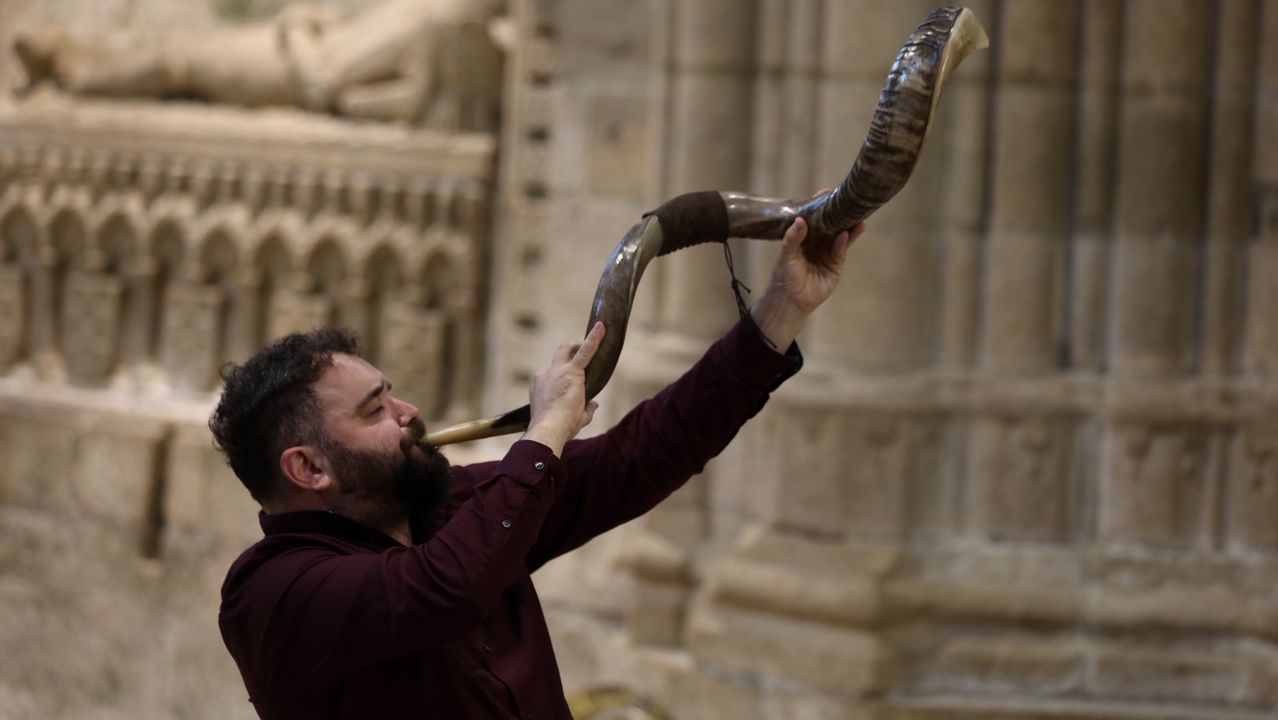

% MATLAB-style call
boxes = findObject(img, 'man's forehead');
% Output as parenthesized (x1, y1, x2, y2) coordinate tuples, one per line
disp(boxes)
(315, 353, 387, 402)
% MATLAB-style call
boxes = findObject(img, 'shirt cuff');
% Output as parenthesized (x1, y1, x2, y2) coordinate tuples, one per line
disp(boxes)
(495, 439, 566, 499)
(712, 316, 804, 393)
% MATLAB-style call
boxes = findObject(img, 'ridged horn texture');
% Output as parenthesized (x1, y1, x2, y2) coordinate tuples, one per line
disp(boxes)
(425, 6, 988, 447)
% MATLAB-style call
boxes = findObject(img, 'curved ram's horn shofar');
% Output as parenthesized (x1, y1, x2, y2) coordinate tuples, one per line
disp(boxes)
(425, 6, 989, 447)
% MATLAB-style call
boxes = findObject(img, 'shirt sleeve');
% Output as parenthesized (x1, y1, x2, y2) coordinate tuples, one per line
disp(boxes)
(523, 317, 802, 571)
(220, 439, 566, 691)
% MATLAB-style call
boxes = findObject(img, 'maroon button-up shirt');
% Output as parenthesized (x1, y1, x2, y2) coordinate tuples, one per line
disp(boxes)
(219, 319, 801, 719)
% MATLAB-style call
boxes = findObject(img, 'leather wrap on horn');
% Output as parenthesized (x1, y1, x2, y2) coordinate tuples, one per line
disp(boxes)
(424, 6, 988, 447)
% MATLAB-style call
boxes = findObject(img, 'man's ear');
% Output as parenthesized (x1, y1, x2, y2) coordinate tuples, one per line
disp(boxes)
(279, 445, 334, 493)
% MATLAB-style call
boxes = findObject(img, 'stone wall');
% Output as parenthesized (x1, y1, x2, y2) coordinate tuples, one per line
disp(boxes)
(503, 1, 1278, 718)
(1, 1, 1277, 719)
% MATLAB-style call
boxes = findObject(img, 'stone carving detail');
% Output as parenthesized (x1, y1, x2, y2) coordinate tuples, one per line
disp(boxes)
(376, 301, 447, 419)
(1101, 424, 1210, 548)
(161, 281, 225, 392)
(0, 263, 24, 371)
(13, 0, 506, 131)
(1228, 425, 1278, 551)
(0, 74, 494, 416)
(60, 270, 123, 384)
(966, 414, 1073, 542)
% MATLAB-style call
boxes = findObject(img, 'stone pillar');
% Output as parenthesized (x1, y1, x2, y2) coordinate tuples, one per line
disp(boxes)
(1254, 0, 1278, 190)
(0, 208, 41, 373)
(0, 261, 23, 373)
(446, 300, 478, 421)
(119, 257, 158, 380)
(1226, 422, 1278, 552)
(657, 0, 757, 340)
(338, 276, 372, 347)
(377, 300, 447, 419)
(937, 0, 995, 369)
(744, 0, 821, 293)
(1068, 0, 1121, 371)
(1244, 193, 1278, 375)
(1200, 0, 1261, 376)
(807, 0, 944, 371)
(1109, 0, 1211, 376)
(61, 269, 125, 385)
(978, 0, 1078, 374)
(224, 268, 261, 364)
(161, 280, 225, 393)
(1241, 1, 1278, 376)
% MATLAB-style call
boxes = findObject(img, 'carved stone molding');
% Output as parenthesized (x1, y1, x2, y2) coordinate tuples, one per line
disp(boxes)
(0, 96, 493, 419)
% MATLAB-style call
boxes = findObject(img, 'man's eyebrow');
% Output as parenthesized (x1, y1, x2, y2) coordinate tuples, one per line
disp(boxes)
(356, 382, 387, 411)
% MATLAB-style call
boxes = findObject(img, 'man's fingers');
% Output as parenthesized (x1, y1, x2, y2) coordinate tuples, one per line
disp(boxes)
(781, 217, 808, 258)
(571, 321, 606, 367)
(848, 222, 867, 244)
(830, 231, 850, 267)
(552, 341, 579, 365)
(581, 400, 599, 428)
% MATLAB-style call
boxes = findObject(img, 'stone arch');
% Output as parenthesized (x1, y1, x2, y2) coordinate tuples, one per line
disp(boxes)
(254, 232, 303, 345)
(0, 203, 38, 263)
(46, 208, 87, 364)
(420, 246, 460, 311)
(0, 204, 39, 369)
(95, 212, 138, 273)
(57, 208, 137, 385)
(200, 227, 242, 385)
(305, 236, 348, 297)
(148, 217, 187, 362)
(362, 241, 407, 367)
(197, 226, 240, 284)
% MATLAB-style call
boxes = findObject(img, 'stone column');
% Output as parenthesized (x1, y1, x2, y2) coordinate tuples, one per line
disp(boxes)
(656, 0, 757, 340)
(119, 257, 158, 382)
(1200, 0, 1261, 376)
(744, 0, 821, 293)
(937, 0, 995, 369)
(28, 252, 64, 381)
(224, 268, 262, 364)
(807, 0, 944, 371)
(1109, 0, 1211, 376)
(1068, 0, 1121, 371)
(978, 0, 1078, 374)
(161, 279, 225, 393)
(446, 299, 479, 421)
(0, 262, 23, 373)
(1, 208, 43, 373)
(1241, 1, 1278, 376)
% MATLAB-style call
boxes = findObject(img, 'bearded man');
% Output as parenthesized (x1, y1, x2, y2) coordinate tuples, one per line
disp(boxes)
(211, 217, 864, 719)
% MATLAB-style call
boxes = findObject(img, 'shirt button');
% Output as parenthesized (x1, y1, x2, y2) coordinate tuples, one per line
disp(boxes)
(534, 461, 546, 471)
(483, 644, 492, 654)
(501, 519, 512, 528)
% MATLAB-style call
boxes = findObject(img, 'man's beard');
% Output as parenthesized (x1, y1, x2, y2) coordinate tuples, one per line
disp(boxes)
(323, 421, 452, 527)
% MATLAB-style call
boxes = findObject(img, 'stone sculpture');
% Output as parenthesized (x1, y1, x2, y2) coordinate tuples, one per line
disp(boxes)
(12, 0, 506, 130)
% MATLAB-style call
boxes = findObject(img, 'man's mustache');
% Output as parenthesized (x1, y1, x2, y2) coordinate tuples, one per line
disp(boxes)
(404, 418, 434, 452)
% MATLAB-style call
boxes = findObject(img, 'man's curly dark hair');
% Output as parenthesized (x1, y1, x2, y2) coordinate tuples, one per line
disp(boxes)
(209, 328, 360, 503)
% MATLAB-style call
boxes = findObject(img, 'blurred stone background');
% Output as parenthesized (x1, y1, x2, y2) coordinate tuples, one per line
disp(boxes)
(1, 0, 1276, 718)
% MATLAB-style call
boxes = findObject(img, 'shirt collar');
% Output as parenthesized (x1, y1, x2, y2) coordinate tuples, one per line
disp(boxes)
(258, 509, 402, 547)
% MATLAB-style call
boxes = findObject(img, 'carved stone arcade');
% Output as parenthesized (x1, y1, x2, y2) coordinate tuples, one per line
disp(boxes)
(0, 97, 491, 415)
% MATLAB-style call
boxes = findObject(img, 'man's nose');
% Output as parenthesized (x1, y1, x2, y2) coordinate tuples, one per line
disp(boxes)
(395, 397, 420, 425)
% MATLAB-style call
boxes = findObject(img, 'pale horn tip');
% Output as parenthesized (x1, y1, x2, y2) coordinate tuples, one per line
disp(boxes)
(954, 7, 991, 54)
